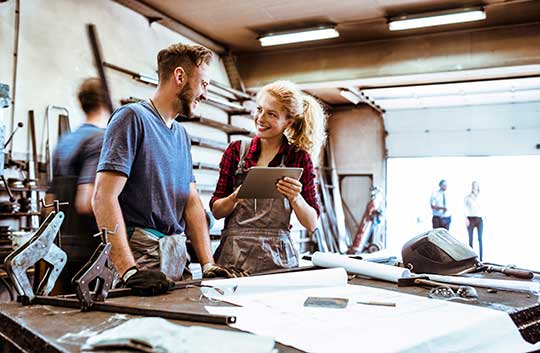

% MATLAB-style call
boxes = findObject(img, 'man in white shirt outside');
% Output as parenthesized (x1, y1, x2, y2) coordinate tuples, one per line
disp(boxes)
(430, 179, 451, 230)
(465, 181, 483, 260)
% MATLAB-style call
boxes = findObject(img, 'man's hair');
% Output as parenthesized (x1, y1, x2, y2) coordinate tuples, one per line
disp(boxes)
(78, 78, 105, 114)
(157, 44, 213, 82)
(439, 179, 447, 187)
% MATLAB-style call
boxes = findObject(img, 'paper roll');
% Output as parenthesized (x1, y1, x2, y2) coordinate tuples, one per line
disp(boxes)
(312, 252, 411, 283)
(202, 267, 349, 297)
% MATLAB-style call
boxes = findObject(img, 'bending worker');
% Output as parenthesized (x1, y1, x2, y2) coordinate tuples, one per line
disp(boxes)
(92, 43, 244, 296)
(49, 78, 108, 292)
(210, 80, 326, 274)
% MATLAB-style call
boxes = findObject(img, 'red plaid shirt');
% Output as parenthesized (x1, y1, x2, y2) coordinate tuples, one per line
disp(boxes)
(210, 136, 320, 216)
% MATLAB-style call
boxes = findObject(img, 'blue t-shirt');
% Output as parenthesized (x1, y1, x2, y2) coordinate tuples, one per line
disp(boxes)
(52, 123, 104, 187)
(97, 101, 195, 235)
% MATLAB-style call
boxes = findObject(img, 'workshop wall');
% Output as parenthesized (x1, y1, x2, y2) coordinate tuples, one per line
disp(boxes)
(0, 0, 251, 219)
(384, 102, 540, 157)
(327, 106, 386, 233)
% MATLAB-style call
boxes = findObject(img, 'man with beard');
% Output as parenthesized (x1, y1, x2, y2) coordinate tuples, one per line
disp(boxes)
(93, 44, 244, 296)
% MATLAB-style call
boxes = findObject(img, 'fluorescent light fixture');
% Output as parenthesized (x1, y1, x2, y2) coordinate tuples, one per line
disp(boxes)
(388, 7, 486, 31)
(339, 89, 361, 105)
(259, 27, 339, 47)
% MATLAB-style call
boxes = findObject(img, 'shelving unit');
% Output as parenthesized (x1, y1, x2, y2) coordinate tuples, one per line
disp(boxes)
(0, 212, 40, 217)
(188, 116, 254, 138)
(0, 186, 48, 193)
(190, 136, 227, 151)
(197, 184, 216, 193)
(206, 96, 250, 115)
(192, 162, 220, 172)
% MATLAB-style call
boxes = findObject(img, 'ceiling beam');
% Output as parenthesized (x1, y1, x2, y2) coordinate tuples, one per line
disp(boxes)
(113, 0, 226, 54)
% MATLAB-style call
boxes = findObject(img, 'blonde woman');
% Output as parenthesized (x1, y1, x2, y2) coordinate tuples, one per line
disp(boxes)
(210, 80, 326, 274)
(465, 181, 483, 260)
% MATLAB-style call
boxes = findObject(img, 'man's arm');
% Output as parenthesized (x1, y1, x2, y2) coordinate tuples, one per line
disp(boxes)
(92, 171, 136, 277)
(77, 133, 103, 215)
(184, 182, 213, 266)
(75, 184, 94, 215)
(430, 194, 445, 211)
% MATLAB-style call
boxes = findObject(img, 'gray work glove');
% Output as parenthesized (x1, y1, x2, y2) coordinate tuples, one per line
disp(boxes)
(123, 268, 174, 296)
(202, 263, 249, 278)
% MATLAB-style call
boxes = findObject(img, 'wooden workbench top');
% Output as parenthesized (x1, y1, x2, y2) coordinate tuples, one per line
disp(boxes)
(0, 271, 538, 353)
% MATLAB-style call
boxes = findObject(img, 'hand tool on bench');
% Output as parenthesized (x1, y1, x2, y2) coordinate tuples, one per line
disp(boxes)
(398, 275, 478, 299)
(4, 203, 67, 302)
(5, 224, 236, 325)
(457, 263, 534, 280)
(71, 227, 116, 311)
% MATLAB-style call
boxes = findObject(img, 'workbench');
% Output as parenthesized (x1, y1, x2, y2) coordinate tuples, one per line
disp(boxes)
(0, 270, 538, 353)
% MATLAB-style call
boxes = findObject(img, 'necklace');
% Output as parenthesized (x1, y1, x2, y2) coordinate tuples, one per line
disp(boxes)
(149, 98, 169, 126)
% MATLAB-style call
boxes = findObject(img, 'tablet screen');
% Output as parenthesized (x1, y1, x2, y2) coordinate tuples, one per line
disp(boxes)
(237, 167, 303, 199)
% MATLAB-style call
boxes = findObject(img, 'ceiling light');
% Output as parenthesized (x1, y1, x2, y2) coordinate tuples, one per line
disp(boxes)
(259, 27, 339, 47)
(388, 7, 486, 31)
(339, 89, 361, 105)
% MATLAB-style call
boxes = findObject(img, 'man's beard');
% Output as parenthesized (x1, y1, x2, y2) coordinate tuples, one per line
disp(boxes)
(176, 84, 194, 119)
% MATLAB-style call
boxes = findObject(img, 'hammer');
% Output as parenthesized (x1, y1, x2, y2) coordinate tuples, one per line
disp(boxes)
(398, 276, 462, 290)
(399, 276, 479, 299)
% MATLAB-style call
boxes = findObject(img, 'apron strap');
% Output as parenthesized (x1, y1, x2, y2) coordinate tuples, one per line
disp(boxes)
(236, 139, 252, 174)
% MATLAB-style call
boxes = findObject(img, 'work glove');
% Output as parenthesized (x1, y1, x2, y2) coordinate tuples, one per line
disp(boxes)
(202, 263, 249, 278)
(123, 268, 174, 296)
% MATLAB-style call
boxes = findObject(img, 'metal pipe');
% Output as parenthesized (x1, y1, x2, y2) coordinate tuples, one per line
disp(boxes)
(44, 105, 69, 184)
(30, 296, 236, 325)
(87, 24, 114, 113)
(4, 121, 23, 149)
(9, 0, 20, 139)
(210, 79, 252, 101)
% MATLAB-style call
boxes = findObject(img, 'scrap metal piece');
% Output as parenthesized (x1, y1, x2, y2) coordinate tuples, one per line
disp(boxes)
(28, 296, 236, 325)
(4, 211, 66, 301)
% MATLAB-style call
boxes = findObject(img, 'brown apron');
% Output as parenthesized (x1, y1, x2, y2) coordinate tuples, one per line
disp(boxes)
(128, 228, 191, 281)
(214, 140, 299, 274)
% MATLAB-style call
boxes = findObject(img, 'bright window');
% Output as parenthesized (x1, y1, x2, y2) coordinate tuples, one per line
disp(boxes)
(386, 156, 540, 270)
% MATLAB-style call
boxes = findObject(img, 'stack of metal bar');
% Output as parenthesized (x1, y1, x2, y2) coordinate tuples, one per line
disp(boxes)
(314, 137, 351, 253)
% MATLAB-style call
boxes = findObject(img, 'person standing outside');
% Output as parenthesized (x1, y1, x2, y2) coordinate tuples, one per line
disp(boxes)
(430, 179, 451, 230)
(465, 181, 484, 260)
(92, 44, 243, 296)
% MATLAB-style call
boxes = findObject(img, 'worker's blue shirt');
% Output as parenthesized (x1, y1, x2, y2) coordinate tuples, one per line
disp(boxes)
(97, 101, 195, 235)
(52, 123, 104, 187)
(431, 189, 450, 217)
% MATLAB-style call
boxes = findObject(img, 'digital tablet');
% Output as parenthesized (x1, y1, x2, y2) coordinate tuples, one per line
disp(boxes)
(237, 167, 303, 199)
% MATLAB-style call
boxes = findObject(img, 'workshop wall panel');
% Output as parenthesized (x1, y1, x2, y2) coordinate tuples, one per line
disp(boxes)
(0, 0, 233, 161)
(327, 106, 386, 230)
(384, 102, 540, 157)
(0, 0, 253, 238)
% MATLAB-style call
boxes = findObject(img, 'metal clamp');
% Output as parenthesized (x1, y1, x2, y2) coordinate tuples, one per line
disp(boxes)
(71, 226, 117, 311)
(4, 210, 66, 302)
(40, 199, 69, 214)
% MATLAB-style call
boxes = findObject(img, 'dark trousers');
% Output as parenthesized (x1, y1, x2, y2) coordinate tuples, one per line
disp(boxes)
(432, 216, 451, 230)
(467, 217, 484, 260)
